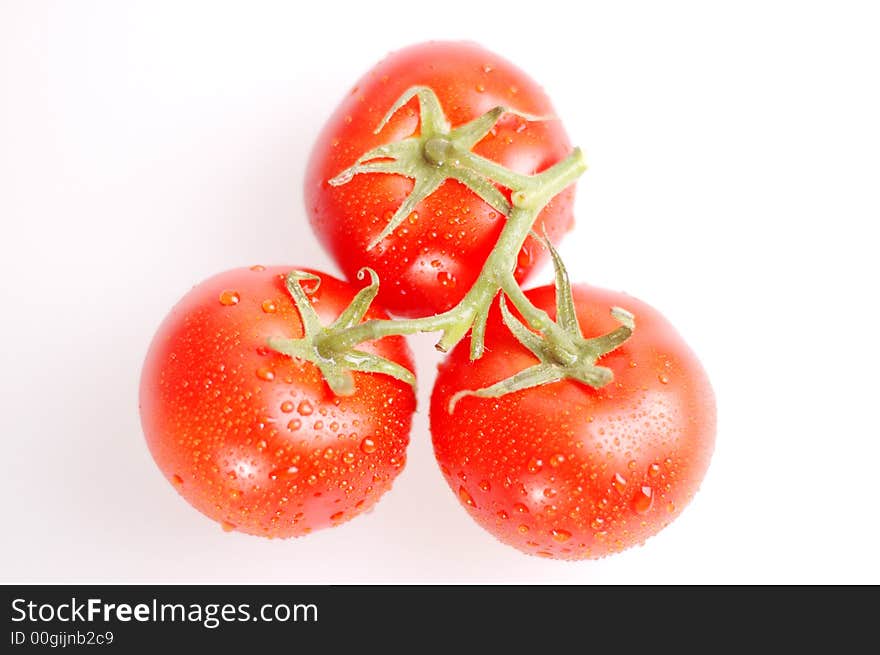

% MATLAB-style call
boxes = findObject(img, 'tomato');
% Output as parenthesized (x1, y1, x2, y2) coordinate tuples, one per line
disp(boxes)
(139, 266, 416, 537)
(305, 40, 575, 317)
(430, 284, 716, 559)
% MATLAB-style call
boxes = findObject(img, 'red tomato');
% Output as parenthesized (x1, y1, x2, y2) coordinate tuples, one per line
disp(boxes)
(430, 284, 716, 559)
(139, 266, 416, 537)
(305, 41, 575, 317)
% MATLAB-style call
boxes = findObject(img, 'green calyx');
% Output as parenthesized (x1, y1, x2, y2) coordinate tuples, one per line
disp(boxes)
(448, 239, 634, 412)
(266, 270, 416, 396)
(329, 85, 545, 250)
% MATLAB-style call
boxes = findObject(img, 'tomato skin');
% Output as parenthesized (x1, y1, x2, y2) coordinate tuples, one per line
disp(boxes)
(139, 266, 416, 537)
(430, 285, 716, 559)
(305, 41, 575, 317)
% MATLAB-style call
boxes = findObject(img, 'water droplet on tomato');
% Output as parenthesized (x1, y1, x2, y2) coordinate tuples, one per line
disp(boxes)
(287, 466, 299, 475)
(256, 366, 275, 381)
(551, 528, 572, 542)
(591, 517, 605, 530)
(261, 299, 277, 313)
(475, 83, 485, 93)
(478, 480, 491, 492)
(360, 437, 376, 454)
(437, 271, 456, 288)
(249, 265, 265, 272)
(633, 486, 654, 514)
(342, 452, 356, 464)
(549, 453, 565, 467)
(527, 457, 543, 473)
(513, 502, 529, 514)
(648, 463, 661, 478)
(330, 511, 344, 521)
(287, 418, 301, 431)
(666, 501, 676, 514)
(219, 290, 240, 306)
(517, 524, 529, 533)
(430, 259, 442, 268)
(221, 521, 236, 532)
(323, 448, 335, 460)
(458, 486, 477, 508)
(658, 374, 669, 384)
(171, 474, 183, 486)
(543, 487, 557, 499)
(497, 510, 509, 520)
(280, 401, 294, 413)
(612, 472, 627, 494)
(297, 400, 313, 416)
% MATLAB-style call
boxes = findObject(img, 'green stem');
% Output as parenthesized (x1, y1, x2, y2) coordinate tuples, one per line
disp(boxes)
(441, 149, 587, 355)
(320, 148, 587, 357)
(512, 147, 587, 210)
(498, 275, 580, 366)
(457, 150, 533, 191)
(269, 88, 610, 402)
(498, 274, 554, 332)
(323, 310, 460, 352)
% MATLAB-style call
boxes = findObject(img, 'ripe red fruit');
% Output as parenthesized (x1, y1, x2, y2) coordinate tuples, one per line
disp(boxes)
(305, 41, 575, 317)
(431, 283, 716, 559)
(140, 266, 416, 537)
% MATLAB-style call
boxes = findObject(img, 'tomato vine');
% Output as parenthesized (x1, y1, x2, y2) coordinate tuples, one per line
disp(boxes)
(268, 86, 635, 407)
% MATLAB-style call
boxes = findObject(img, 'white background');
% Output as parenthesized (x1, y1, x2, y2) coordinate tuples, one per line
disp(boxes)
(2, 1, 878, 584)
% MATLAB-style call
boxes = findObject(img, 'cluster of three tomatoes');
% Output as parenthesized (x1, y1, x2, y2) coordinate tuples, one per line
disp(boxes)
(140, 42, 715, 560)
